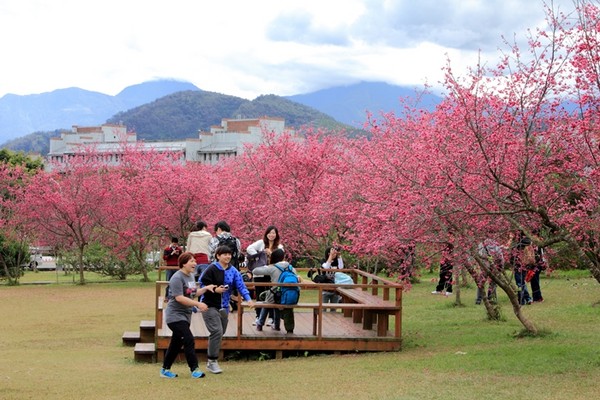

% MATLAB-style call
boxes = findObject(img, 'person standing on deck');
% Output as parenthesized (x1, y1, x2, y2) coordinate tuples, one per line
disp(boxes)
(251, 248, 300, 333)
(199, 245, 254, 374)
(186, 220, 212, 279)
(246, 225, 284, 323)
(160, 252, 216, 379)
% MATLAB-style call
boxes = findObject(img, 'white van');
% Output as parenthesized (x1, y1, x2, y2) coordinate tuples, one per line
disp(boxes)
(22, 253, 43, 270)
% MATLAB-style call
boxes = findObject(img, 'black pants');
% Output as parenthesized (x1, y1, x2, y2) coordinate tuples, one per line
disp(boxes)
(162, 320, 198, 372)
(436, 262, 453, 293)
(530, 267, 543, 301)
(281, 308, 295, 333)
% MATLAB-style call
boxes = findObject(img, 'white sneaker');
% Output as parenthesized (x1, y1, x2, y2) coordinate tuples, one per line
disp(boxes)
(206, 360, 222, 374)
(445, 291, 452, 296)
(267, 318, 274, 326)
(431, 291, 441, 294)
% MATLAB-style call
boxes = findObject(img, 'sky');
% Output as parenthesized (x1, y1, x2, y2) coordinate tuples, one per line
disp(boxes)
(0, 0, 576, 100)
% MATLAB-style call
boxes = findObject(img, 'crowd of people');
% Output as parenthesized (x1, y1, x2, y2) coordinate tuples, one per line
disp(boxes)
(431, 230, 547, 305)
(160, 220, 314, 379)
(160, 219, 548, 379)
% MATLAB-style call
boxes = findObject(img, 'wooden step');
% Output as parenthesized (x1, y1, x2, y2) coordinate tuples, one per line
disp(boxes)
(139, 320, 156, 343)
(134, 342, 156, 363)
(122, 331, 140, 346)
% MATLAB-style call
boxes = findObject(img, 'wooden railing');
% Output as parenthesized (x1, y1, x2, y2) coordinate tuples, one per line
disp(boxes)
(154, 268, 402, 339)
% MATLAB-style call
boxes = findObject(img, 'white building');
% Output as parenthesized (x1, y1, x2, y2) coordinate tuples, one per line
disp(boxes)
(46, 117, 295, 170)
(196, 117, 289, 164)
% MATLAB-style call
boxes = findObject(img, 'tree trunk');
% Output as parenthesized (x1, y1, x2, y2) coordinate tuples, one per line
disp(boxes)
(493, 273, 538, 335)
(563, 234, 600, 284)
(465, 262, 502, 321)
(468, 254, 538, 333)
(141, 264, 149, 282)
(481, 288, 502, 321)
(77, 247, 85, 285)
(452, 263, 462, 306)
(0, 255, 19, 285)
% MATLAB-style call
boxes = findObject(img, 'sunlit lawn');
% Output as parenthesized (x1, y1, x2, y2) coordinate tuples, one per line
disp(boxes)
(0, 269, 599, 400)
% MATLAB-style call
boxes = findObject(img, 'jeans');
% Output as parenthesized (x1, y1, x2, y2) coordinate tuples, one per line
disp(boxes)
(476, 283, 497, 304)
(322, 291, 341, 312)
(165, 268, 176, 298)
(257, 306, 280, 329)
(202, 307, 229, 360)
(514, 268, 532, 304)
(163, 320, 198, 371)
(253, 275, 274, 319)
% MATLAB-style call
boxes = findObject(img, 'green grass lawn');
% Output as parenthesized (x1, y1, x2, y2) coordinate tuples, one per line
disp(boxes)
(0, 269, 599, 400)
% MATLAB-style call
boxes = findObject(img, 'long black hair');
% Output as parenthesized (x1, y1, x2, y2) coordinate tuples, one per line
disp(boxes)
(324, 246, 340, 267)
(262, 225, 280, 249)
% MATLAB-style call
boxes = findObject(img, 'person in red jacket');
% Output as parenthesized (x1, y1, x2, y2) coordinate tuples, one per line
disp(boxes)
(163, 237, 183, 298)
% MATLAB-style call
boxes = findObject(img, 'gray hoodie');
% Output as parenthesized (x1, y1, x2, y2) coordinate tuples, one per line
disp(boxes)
(252, 261, 296, 303)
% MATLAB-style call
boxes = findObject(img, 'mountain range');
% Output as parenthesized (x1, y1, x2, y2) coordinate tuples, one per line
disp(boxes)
(0, 80, 442, 154)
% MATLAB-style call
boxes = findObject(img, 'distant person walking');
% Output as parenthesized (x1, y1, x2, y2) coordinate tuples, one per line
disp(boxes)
(163, 237, 182, 298)
(509, 230, 533, 305)
(432, 238, 454, 296)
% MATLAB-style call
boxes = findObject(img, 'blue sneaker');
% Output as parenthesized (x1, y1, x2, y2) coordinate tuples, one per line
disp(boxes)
(191, 368, 205, 378)
(160, 368, 177, 378)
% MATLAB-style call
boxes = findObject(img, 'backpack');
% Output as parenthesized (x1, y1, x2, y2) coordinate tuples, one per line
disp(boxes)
(274, 263, 300, 305)
(217, 235, 240, 269)
(521, 245, 536, 266)
(308, 267, 334, 284)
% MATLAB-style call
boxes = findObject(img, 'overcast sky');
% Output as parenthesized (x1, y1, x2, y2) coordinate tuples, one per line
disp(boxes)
(0, 0, 575, 100)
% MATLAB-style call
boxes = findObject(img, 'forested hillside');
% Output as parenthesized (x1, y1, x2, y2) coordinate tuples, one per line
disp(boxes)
(106, 91, 350, 140)
(2, 90, 355, 155)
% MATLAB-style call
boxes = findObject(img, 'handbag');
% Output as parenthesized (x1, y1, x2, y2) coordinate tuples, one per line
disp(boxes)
(247, 251, 267, 271)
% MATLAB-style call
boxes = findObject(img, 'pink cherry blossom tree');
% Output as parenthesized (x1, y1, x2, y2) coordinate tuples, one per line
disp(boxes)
(15, 154, 114, 284)
(344, 0, 600, 332)
(212, 129, 354, 263)
(0, 163, 30, 284)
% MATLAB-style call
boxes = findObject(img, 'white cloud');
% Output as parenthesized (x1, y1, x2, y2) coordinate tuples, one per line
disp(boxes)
(0, 0, 577, 99)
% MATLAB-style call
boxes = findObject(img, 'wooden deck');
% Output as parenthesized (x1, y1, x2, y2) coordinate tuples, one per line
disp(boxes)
(127, 269, 403, 362)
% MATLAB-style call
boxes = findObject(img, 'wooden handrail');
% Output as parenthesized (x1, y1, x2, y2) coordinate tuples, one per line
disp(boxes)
(155, 274, 402, 339)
